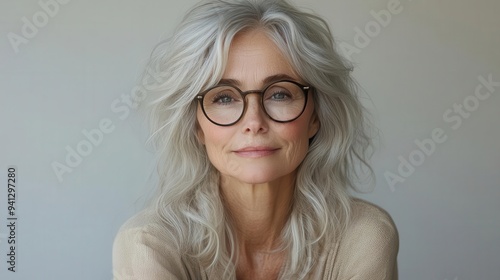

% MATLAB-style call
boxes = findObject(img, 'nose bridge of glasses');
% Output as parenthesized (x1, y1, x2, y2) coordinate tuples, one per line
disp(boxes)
(241, 90, 265, 114)
(238, 89, 263, 108)
(240, 89, 264, 98)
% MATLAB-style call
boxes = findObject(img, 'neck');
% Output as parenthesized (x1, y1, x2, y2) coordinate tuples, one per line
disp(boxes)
(220, 174, 295, 252)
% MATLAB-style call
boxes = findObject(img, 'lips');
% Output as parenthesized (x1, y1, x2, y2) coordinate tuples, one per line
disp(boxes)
(233, 146, 280, 158)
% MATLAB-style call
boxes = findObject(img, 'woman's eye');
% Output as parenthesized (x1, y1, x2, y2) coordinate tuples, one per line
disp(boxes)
(270, 91, 291, 100)
(212, 94, 236, 104)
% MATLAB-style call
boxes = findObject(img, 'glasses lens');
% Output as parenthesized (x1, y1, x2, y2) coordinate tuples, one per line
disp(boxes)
(202, 86, 244, 125)
(263, 81, 306, 122)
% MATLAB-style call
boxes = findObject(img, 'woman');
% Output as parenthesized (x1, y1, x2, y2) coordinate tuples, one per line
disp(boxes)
(113, 0, 398, 279)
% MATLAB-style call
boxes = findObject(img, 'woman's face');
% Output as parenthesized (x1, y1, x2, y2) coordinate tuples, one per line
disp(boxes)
(196, 29, 319, 185)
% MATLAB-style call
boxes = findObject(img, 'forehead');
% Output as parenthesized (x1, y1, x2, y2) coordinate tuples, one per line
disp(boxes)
(223, 29, 299, 87)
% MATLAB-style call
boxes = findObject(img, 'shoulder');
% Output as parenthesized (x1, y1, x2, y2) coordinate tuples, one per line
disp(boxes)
(112, 208, 190, 280)
(114, 208, 167, 238)
(333, 198, 399, 279)
(348, 198, 399, 240)
(113, 208, 172, 254)
(343, 198, 399, 253)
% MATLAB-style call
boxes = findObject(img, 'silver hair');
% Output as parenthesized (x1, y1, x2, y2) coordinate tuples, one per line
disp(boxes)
(140, 0, 373, 278)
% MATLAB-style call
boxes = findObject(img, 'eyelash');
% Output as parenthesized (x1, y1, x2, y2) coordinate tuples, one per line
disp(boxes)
(269, 91, 290, 99)
(212, 93, 235, 104)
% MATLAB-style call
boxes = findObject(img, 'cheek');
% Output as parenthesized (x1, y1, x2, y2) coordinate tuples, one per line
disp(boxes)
(280, 122, 313, 163)
(200, 127, 227, 155)
(281, 100, 318, 163)
(201, 130, 228, 171)
(197, 112, 233, 168)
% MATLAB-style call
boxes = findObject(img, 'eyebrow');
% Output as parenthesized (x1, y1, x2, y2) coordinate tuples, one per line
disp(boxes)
(217, 74, 298, 87)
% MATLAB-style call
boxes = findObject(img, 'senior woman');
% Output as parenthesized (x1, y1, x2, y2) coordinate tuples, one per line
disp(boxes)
(113, 0, 398, 279)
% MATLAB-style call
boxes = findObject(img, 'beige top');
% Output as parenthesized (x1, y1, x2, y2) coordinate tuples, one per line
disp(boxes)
(112, 198, 398, 279)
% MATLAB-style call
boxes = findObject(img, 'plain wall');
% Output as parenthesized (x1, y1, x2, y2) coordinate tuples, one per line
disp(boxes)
(0, 0, 498, 279)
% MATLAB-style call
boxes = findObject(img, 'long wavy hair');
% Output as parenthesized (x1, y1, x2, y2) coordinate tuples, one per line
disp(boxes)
(139, 0, 373, 278)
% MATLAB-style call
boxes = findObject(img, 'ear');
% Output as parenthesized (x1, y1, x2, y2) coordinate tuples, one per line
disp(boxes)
(308, 112, 320, 139)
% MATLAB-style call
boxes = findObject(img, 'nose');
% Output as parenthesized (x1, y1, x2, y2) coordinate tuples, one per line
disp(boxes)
(240, 94, 269, 134)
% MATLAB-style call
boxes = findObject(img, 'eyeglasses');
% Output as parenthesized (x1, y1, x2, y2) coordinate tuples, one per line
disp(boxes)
(196, 80, 311, 126)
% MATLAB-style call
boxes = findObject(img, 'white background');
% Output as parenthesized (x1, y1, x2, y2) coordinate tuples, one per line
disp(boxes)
(0, 0, 499, 279)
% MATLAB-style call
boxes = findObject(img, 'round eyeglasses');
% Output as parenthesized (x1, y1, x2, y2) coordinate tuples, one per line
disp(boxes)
(196, 80, 311, 126)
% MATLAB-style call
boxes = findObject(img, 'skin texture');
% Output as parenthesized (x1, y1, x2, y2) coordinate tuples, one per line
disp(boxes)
(196, 29, 319, 280)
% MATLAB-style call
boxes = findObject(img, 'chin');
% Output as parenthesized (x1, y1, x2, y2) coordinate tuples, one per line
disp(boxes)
(230, 169, 294, 185)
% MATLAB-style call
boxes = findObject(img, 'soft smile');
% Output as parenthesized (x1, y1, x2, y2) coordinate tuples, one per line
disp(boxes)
(233, 146, 280, 158)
